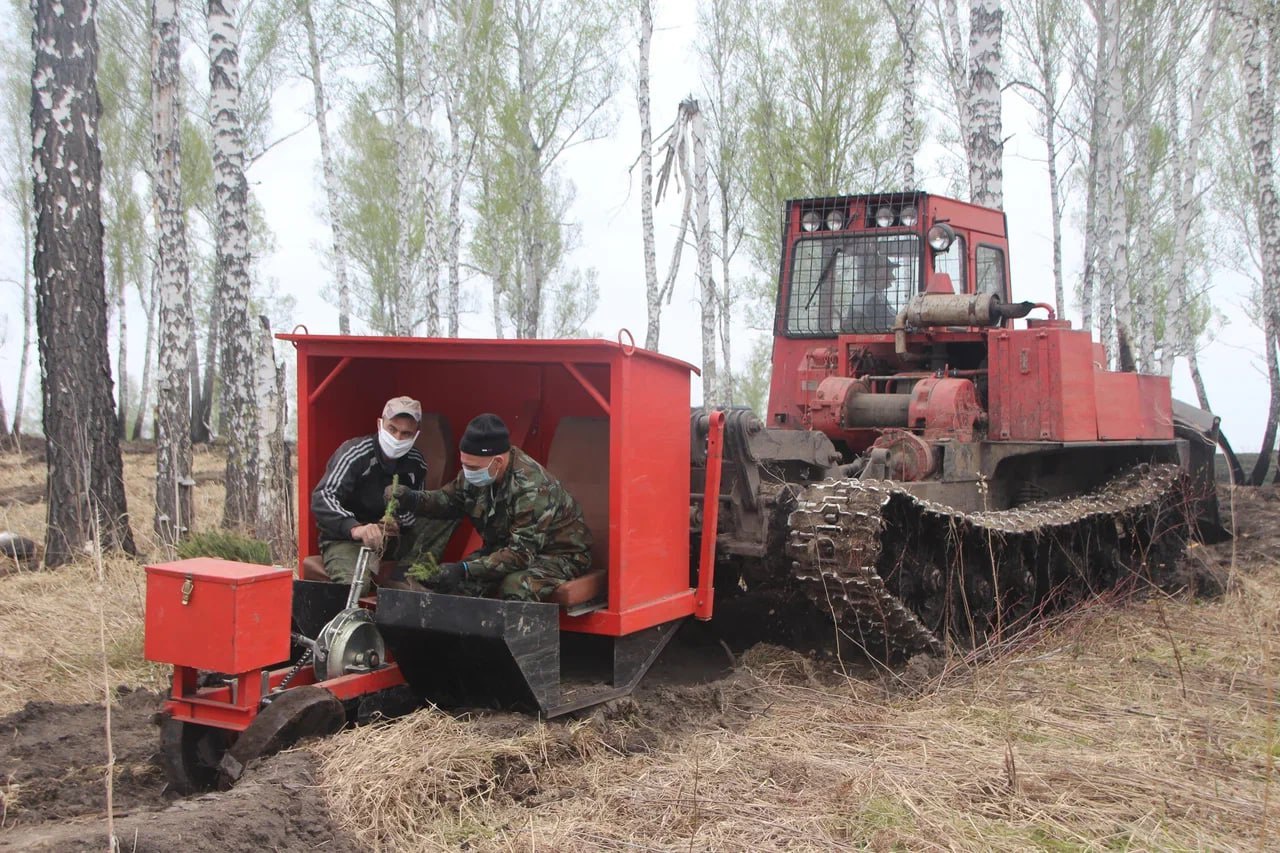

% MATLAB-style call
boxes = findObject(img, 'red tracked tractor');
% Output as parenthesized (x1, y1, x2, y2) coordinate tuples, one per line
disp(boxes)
(145, 190, 1222, 792)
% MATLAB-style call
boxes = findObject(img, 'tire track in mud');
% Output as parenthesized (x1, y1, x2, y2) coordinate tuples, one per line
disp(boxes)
(0, 689, 355, 852)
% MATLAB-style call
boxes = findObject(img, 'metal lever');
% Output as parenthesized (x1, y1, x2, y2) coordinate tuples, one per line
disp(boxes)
(345, 546, 374, 609)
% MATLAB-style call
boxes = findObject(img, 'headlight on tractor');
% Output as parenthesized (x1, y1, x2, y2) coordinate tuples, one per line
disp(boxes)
(899, 205, 918, 227)
(928, 223, 956, 251)
(875, 206, 895, 228)
(801, 210, 821, 232)
(825, 209, 845, 231)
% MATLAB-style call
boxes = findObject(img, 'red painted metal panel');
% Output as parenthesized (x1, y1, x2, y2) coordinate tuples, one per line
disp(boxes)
(1137, 375, 1174, 439)
(987, 328, 1098, 442)
(611, 353, 695, 624)
(282, 335, 698, 637)
(145, 560, 292, 673)
(1095, 372, 1153, 440)
(561, 590, 698, 635)
(695, 412, 725, 620)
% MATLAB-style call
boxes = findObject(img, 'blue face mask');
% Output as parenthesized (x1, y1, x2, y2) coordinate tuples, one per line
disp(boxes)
(464, 460, 496, 487)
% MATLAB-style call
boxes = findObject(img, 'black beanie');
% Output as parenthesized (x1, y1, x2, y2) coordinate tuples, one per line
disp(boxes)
(460, 413, 511, 456)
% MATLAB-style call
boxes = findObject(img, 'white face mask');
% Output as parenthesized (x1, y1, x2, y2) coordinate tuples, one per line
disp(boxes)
(463, 459, 497, 487)
(377, 419, 418, 460)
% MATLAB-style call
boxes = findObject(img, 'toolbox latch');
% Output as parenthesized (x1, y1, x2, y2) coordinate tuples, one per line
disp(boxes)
(181, 575, 194, 605)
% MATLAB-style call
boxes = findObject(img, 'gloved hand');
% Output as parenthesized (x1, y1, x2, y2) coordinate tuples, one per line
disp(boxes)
(384, 483, 423, 510)
(433, 561, 468, 592)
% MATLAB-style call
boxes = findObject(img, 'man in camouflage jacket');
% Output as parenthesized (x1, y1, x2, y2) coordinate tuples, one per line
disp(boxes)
(388, 412, 592, 602)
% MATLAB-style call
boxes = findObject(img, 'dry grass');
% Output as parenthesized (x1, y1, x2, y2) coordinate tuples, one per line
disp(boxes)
(317, 571, 1280, 852)
(0, 443, 226, 713)
(2, 445, 1277, 849)
(0, 442, 227, 557)
(0, 553, 169, 712)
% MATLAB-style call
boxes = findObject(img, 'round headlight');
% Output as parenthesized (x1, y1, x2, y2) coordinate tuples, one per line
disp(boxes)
(875, 206, 895, 228)
(899, 205, 918, 227)
(928, 223, 956, 251)
(801, 211, 821, 232)
(825, 209, 845, 231)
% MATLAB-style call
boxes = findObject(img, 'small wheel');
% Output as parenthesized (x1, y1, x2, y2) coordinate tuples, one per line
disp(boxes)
(216, 686, 346, 788)
(159, 717, 230, 795)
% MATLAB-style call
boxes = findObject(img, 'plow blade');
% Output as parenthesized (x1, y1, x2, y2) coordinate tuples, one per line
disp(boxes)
(376, 588, 561, 714)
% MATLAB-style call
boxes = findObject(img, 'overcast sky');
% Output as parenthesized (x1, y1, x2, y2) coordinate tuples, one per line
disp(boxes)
(0, 1, 1269, 451)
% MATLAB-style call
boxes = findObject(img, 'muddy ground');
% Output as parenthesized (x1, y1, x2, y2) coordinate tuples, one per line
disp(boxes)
(0, 485, 1277, 851)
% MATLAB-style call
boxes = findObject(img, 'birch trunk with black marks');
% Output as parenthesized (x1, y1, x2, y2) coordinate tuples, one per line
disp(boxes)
(208, 0, 259, 526)
(299, 0, 352, 334)
(638, 0, 662, 350)
(1161, 6, 1224, 377)
(114, 248, 127, 436)
(254, 316, 293, 561)
(152, 0, 194, 546)
(1079, 13, 1106, 336)
(690, 100, 718, 406)
(445, 109, 465, 336)
(13, 192, 32, 435)
(941, 0, 973, 174)
(893, 0, 920, 188)
(193, 294, 218, 444)
(1090, 0, 1119, 364)
(1129, 65, 1155, 373)
(1240, 1, 1280, 484)
(130, 277, 154, 440)
(414, 0, 440, 336)
(967, 0, 1003, 207)
(392, 0, 413, 336)
(31, 0, 136, 564)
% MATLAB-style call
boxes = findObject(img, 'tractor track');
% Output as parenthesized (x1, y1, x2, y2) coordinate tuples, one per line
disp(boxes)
(787, 463, 1190, 658)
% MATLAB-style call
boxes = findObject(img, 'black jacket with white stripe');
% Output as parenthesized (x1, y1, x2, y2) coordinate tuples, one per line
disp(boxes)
(310, 435, 428, 545)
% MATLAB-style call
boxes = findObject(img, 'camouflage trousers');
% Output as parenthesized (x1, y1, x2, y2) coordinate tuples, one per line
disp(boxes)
(405, 518, 586, 603)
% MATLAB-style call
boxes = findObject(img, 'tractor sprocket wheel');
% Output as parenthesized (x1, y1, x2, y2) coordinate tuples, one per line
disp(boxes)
(216, 685, 346, 788)
(159, 717, 229, 795)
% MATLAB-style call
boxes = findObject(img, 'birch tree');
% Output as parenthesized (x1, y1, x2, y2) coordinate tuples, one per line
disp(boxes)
(152, 0, 195, 545)
(208, 0, 260, 527)
(882, 0, 923, 187)
(1234, 0, 1280, 483)
(31, 0, 136, 563)
(333, 0, 433, 333)
(413, 0, 441, 336)
(333, 93, 430, 334)
(736, 0, 896, 299)
(931, 0, 1005, 206)
(292, 0, 354, 333)
(637, 0, 662, 350)
(438, 0, 497, 336)
(1160, 4, 1227, 383)
(697, 0, 749, 400)
(471, 0, 619, 338)
(1007, 0, 1077, 316)
(1, 12, 33, 436)
(968, 0, 1004, 206)
(254, 315, 292, 560)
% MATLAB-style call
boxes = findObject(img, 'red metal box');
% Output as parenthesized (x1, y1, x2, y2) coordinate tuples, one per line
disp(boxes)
(144, 558, 292, 673)
(1095, 372, 1174, 440)
(987, 328, 1099, 442)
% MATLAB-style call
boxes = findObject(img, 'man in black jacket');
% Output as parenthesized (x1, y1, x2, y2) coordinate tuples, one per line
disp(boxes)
(311, 396, 428, 594)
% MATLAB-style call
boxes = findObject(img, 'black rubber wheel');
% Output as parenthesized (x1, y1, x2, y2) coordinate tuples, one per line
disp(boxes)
(216, 686, 345, 788)
(159, 717, 230, 795)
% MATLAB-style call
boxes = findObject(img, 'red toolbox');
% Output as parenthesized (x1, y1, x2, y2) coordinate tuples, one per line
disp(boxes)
(144, 558, 292, 673)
